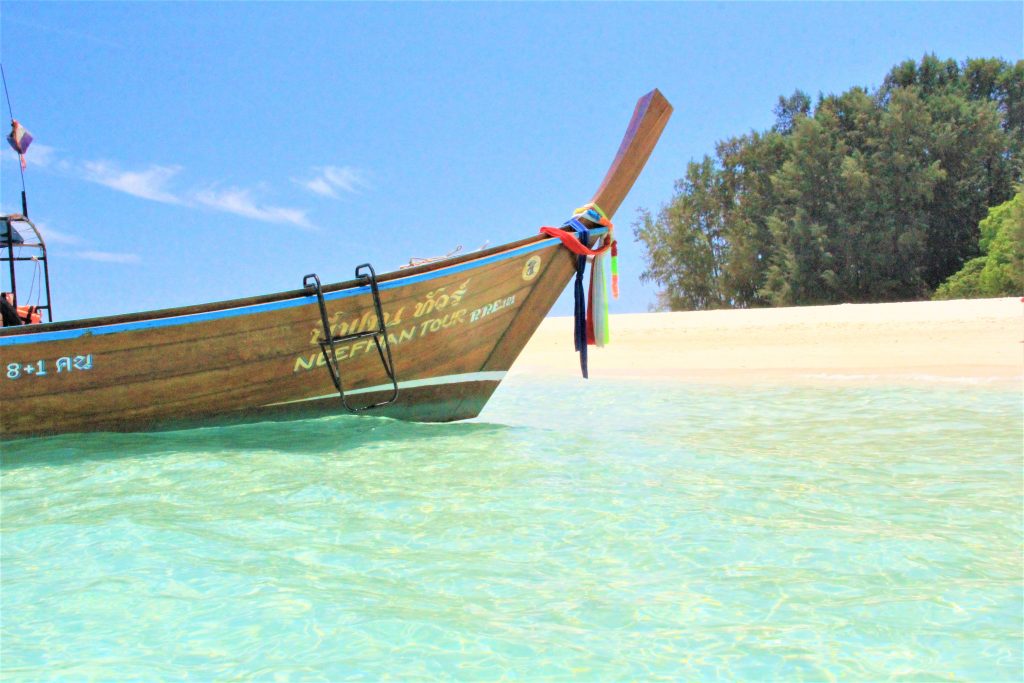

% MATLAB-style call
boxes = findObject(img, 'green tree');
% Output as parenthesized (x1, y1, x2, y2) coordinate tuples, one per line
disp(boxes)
(637, 55, 1023, 310)
(772, 90, 812, 135)
(863, 87, 946, 299)
(887, 56, 1017, 286)
(934, 189, 1024, 298)
(762, 110, 852, 305)
(717, 130, 788, 307)
(634, 157, 728, 310)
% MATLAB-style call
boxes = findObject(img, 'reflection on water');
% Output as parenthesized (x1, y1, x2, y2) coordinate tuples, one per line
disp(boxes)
(2, 378, 1021, 680)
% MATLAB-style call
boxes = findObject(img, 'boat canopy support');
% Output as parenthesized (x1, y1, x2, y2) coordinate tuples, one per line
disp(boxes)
(303, 265, 399, 412)
(2, 214, 53, 323)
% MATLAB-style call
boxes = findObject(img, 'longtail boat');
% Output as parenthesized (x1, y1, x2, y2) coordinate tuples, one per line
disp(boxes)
(1, 90, 672, 439)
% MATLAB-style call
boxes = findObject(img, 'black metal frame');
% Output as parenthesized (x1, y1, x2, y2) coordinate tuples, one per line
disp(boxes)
(303, 264, 399, 412)
(1, 214, 53, 323)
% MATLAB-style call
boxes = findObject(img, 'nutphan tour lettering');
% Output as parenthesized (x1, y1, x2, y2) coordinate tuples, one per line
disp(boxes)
(292, 278, 518, 373)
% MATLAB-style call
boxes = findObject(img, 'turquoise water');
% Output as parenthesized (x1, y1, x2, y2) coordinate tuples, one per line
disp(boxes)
(2, 378, 1021, 681)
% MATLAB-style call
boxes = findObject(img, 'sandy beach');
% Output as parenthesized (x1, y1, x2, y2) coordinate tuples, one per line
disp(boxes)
(512, 297, 1023, 385)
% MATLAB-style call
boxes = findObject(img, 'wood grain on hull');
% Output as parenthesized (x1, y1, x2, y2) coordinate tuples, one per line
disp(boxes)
(1, 239, 575, 438)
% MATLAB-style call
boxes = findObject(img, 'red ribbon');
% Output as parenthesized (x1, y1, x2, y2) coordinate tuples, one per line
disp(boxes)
(539, 227, 615, 257)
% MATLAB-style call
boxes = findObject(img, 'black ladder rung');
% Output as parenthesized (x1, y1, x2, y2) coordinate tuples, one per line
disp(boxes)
(333, 329, 381, 343)
(302, 266, 399, 412)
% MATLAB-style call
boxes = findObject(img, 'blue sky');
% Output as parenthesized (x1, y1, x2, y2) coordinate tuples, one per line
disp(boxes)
(2, 2, 1021, 321)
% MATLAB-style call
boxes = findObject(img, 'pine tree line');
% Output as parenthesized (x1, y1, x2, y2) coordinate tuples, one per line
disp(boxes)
(635, 55, 1023, 310)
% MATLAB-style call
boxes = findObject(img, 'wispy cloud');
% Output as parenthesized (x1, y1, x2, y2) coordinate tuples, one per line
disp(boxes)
(19, 221, 137, 265)
(79, 161, 315, 228)
(8, 145, 323, 230)
(29, 144, 57, 169)
(195, 188, 315, 230)
(76, 250, 141, 264)
(82, 161, 184, 204)
(298, 165, 368, 198)
(0, 143, 58, 169)
(32, 222, 83, 246)
(0, 221, 138, 265)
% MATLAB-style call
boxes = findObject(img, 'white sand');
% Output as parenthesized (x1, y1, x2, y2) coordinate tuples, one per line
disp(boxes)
(512, 297, 1023, 385)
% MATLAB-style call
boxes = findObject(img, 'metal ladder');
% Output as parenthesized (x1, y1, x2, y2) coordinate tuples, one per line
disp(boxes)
(303, 264, 399, 412)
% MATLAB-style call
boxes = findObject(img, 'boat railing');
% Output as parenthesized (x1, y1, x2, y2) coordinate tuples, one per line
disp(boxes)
(1, 214, 53, 323)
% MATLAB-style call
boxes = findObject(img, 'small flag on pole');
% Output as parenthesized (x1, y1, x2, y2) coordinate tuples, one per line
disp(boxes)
(7, 119, 33, 170)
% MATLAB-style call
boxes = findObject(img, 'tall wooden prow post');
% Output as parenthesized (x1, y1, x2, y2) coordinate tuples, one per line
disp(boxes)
(586, 88, 673, 223)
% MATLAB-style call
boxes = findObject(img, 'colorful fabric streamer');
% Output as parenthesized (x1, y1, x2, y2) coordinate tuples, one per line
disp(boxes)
(610, 240, 619, 299)
(538, 202, 621, 377)
(589, 248, 610, 347)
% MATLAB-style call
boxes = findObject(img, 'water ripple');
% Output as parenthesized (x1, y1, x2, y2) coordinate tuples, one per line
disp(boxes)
(2, 380, 1021, 680)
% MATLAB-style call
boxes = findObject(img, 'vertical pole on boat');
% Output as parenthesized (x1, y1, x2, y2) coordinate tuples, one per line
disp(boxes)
(1, 64, 24, 306)
(1, 64, 27, 218)
(3, 219, 16, 309)
(41, 233, 52, 321)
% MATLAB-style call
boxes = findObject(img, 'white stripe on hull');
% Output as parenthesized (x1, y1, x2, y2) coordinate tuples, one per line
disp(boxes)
(262, 371, 508, 408)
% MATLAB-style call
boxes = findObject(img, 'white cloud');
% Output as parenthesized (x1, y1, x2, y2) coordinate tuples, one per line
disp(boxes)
(194, 187, 314, 230)
(81, 161, 183, 204)
(27, 144, 56, 168)
(76, 250, 141, 264)
(304, 177, 336, 198)
(0, 143, 58, 169)
(31, 222, 83, 246)
(299, 165, 368, 198)
(11, 150, 319, 231)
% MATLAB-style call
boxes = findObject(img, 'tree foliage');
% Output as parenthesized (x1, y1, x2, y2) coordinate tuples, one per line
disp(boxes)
(636, 55, 1023, 309)
(933, 188, 1024, 299)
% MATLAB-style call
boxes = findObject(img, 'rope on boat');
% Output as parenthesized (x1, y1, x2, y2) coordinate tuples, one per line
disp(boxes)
(539, 202, 620, 378)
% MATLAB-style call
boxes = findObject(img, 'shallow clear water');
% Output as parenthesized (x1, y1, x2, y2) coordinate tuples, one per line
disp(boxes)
(2, 378, 1021, 680)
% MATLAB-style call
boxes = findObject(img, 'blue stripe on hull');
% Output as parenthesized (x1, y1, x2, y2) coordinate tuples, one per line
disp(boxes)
(0, 239, 558, 347)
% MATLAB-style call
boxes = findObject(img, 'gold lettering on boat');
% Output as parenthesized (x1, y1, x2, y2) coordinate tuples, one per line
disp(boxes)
(293, 278, 480, 374)
(413, 279, 471, 319)
(469, 295, 516, 323)
(309, 307, 406, 345)
(522, 255, 542, 281)
(292, 311, 466, 374)
(418, 309, 467, 337)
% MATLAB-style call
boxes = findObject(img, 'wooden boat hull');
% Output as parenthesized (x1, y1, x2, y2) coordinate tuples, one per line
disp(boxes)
(1, 88, 672, 439)
(1, 235, 575, 438)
